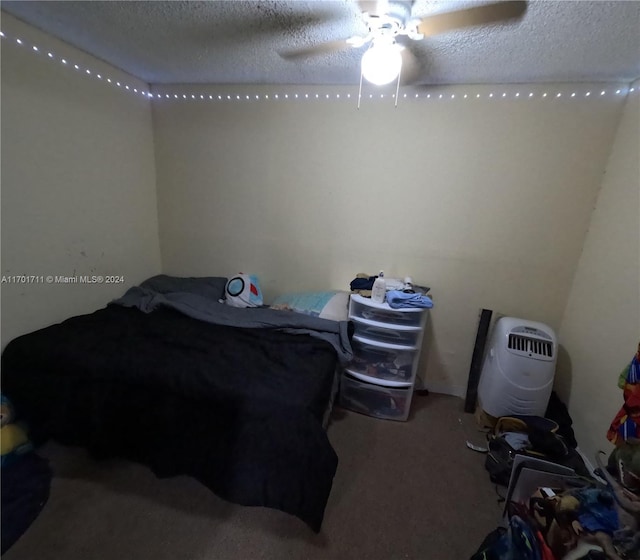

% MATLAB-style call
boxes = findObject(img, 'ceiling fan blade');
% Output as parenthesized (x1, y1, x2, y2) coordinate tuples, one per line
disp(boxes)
(357, 0, 389, 17)
(279, 39, 353, 60)
(417, 1, 527, 37)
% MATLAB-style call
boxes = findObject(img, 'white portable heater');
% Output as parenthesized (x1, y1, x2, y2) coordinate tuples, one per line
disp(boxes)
(478, 317, 557, 418)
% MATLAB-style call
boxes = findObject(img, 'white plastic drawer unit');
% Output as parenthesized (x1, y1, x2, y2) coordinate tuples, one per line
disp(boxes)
(341, 293, 429, 421)
(352, 322, 420, 348)
(349, 295, 423, 328)
(340, 374, 411, 421)
(348, 338, 417, 385)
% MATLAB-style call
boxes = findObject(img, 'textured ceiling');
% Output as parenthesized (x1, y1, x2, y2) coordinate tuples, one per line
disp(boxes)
(2, 0, 639, 86)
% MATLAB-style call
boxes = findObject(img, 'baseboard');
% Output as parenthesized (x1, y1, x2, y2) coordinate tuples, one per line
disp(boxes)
(424, 382, 466, 399)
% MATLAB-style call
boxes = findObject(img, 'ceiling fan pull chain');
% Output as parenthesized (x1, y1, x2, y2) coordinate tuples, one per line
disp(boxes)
(357, 65, 364, 110)
(395, 63, 401, 108)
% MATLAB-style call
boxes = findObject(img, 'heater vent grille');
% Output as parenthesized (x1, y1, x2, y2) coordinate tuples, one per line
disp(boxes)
(508, 334, 553, 358)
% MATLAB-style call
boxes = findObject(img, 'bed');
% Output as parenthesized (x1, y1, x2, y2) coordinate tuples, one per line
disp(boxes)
(1, 276, 354, 532)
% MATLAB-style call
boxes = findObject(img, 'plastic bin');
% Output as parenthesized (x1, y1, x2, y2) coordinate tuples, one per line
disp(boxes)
(350, 295, 423, 328)
(349, 338, 416, 383)
(340, 374, 411, 421)
(353, 322, 420, 348)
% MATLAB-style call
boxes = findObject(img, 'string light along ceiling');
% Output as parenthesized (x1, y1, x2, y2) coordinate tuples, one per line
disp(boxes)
(2, 29, 636, 105)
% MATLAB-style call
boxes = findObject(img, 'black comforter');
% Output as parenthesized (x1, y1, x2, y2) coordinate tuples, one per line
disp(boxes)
(1, 305, 340, 531)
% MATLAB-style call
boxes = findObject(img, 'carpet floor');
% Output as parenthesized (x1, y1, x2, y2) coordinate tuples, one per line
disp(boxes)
(4, 394, 504, 560)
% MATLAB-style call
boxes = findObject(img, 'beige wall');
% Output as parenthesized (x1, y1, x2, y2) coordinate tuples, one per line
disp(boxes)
(152, 83, 625, 396)
(1, 13, 635, 440)
(1, 14, 161, 346)
(557, 82, 640, 461)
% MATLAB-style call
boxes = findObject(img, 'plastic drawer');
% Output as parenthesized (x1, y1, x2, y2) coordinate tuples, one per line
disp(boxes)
(353, 322, 420, 348)
(340, 374, 411, 421)
(350, 296, 423, 328)
(349, 338, 417, 383)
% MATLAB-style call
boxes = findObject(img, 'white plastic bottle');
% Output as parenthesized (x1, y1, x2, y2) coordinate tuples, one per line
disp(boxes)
(371, 271, 386, 304)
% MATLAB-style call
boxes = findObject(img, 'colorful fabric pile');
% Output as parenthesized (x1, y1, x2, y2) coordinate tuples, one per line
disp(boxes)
(607, 342, 640, 445)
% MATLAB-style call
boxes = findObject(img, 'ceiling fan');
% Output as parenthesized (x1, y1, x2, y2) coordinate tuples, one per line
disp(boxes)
(281, 0, 528, 86)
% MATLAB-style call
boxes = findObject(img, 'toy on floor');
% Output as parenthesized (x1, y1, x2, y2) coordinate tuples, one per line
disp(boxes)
(0, 394, 32, 467)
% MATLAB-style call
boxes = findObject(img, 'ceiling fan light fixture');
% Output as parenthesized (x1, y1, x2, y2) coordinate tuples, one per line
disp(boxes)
(361, 42, 402, 86)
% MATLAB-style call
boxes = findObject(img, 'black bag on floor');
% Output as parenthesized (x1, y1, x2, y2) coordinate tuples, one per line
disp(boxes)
(1, 451, 52, 553)
(484, 436, 518, 486)
(470, 503, 544, 560)
(483, 415, 573, 486)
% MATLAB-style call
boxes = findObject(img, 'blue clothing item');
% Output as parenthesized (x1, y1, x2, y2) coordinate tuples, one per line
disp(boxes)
(620, 416, 639, 441)
(575, 488, 619, 535)
(503, 432, 530, 451)
(386, 290, 433, 309)
(628, 353, 640, 383)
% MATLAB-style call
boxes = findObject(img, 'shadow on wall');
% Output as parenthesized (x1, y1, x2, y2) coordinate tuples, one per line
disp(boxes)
(553, 344, 573, 408)
(416, 313, 446, 393)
